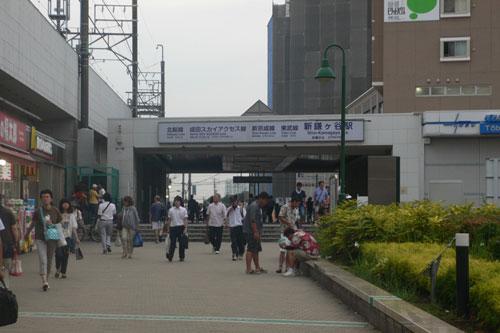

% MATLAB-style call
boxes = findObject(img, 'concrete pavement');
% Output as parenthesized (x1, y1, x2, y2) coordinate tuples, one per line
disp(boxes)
(5, 242, 378, 333)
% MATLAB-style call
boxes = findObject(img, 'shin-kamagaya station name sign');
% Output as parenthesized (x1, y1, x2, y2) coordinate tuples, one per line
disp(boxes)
(158, 119, 364, 144)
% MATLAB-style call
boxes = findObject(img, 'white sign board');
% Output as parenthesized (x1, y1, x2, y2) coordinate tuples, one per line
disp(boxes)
(384, 0, 440, 22)
(158, 120, 364, 144)
(423, 111, 500, 137)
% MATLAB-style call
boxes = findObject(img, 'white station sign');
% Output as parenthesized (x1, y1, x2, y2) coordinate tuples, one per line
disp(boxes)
(158, 120, 364, 144)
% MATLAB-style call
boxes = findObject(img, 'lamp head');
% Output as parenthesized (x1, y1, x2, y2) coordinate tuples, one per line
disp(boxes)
(315, 58, 336, 83)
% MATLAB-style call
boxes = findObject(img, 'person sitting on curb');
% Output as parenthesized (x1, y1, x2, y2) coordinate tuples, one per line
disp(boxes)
(281, 227, 320, 277)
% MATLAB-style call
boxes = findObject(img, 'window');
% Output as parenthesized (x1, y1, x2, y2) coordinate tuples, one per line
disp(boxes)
(445, 86, 461, 96)
(441, 0, 471, 17)
(440, 37, 470, 62)
(461, 85, 475, 96)
(431, 86, 445, 96)
(477, 85, 493, 96)
(415, 87, 430, 96)
(416, 85, 492, 97)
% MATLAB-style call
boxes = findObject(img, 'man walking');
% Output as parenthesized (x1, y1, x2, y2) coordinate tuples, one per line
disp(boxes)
(243, 192, 269, 274)
(187, 195, 198, 223)
(150, 195, 166, 244)
(88, 185, 99, 225)
(166, 196, 188, 262)
(226, 196, 246, 261)
(25, 189, 62, 291)
(207, 194, 226, 254)
(313, 181, 329, 218)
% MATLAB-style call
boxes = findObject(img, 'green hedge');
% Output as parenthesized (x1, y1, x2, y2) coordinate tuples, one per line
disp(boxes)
(317, 201, 500, 261)
(357, 243, 500, 332)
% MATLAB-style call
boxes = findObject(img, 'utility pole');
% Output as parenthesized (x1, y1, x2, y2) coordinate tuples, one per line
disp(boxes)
(80, 0, 89, 128)
(188, 173, 192, 198)
(55, 0, 62, 32)
(132, 0, 139, 118)
(156, 44, 166, 117)
(181, 173, 185, 201)
(213, 177, 216, 195)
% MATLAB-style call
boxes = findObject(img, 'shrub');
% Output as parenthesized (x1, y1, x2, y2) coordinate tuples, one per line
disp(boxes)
(317, 201, 500, 261)
(357, 243, 500, 332)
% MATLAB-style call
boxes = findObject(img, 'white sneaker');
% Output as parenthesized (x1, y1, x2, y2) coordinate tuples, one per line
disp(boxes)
(215, 251, 220, 255)
(283, 268, 295, 277)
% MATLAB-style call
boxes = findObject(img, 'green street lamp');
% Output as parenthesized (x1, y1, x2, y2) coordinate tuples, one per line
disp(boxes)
(315, 43, 347, 203)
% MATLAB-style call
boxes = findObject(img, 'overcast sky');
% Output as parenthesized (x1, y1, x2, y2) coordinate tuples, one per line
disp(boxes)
(31, 0, 273, 117)
(30, 0, 274, 199)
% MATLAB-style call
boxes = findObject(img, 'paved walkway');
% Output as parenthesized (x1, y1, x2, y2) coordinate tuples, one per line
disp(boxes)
(6, 242, 377, 333)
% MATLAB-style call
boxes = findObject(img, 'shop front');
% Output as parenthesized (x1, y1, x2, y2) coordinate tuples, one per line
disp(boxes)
(0, 110, 66, 251)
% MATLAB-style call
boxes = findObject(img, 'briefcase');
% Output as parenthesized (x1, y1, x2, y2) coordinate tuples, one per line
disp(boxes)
(181, 233, 189, 250)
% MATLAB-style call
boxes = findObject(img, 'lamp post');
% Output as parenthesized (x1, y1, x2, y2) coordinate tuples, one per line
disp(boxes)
(315, 43, 347, 203)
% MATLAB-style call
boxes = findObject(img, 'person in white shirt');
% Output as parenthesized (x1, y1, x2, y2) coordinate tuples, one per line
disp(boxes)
(226, 196, 246, 261)
(97, 193, 117, 255)
(207, 194, 227, 254)
(166, 196, 188, 262)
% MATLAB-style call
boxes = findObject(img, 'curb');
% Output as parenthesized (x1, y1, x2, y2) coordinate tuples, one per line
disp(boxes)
(300, 260, 463, 333)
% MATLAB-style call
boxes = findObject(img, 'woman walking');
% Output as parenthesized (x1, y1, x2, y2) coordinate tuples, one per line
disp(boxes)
(55, 199, 80, 279)
(97, 193, 117, 255)
(121, 196, 140, 259)
(25, 189, 62, 291)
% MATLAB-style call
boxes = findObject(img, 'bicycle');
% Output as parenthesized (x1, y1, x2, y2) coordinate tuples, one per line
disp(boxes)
(76, 221, 101, 242)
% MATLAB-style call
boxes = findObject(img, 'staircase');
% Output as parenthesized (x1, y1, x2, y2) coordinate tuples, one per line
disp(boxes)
(136, 224, 317, 242)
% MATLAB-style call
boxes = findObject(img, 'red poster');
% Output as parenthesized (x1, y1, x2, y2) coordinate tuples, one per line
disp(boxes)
(0, 111, 29, 151)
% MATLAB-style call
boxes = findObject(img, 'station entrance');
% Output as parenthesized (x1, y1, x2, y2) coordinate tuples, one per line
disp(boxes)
(108, 113, 423, 219)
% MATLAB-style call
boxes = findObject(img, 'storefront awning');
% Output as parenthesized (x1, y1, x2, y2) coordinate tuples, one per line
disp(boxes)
(0, 145, 36, 163)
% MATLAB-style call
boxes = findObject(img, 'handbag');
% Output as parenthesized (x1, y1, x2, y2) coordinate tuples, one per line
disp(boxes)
(133, 232, 143, 248)
(181, 233, 189, 250)
(165, 233, 171, 250)
(204, 226, 210, 245)
(0, 278, 18, 327)
(9, 250, 23, 277)
(56, 224, 67, 247)
(41, 208, 60, 241)
(75, 246, 84, 260)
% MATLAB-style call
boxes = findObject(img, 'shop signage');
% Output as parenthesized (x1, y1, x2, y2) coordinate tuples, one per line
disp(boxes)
(31, 128, 54, 157)
(0, 162, 13, 181)
(423, 111, 500, 137)
(158, 119, 364, 144)
(384, 0, 440, 22)
(480, 115, 500, 135)
(0, 112, 29, 151)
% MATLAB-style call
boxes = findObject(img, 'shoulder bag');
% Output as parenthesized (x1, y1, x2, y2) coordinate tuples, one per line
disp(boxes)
(0, 278, 18, 326)
(41, 208, 60, 241)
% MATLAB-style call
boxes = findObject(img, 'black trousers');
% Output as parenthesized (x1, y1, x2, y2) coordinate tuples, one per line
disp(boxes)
(230, 226, 245, 256)
(209, 226, 223, 251)
(55, 238, 71, 274)
(168, 226, 186, 259)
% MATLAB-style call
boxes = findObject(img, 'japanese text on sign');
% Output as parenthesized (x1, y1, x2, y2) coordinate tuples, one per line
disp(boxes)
(158, 120, 364, 144)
